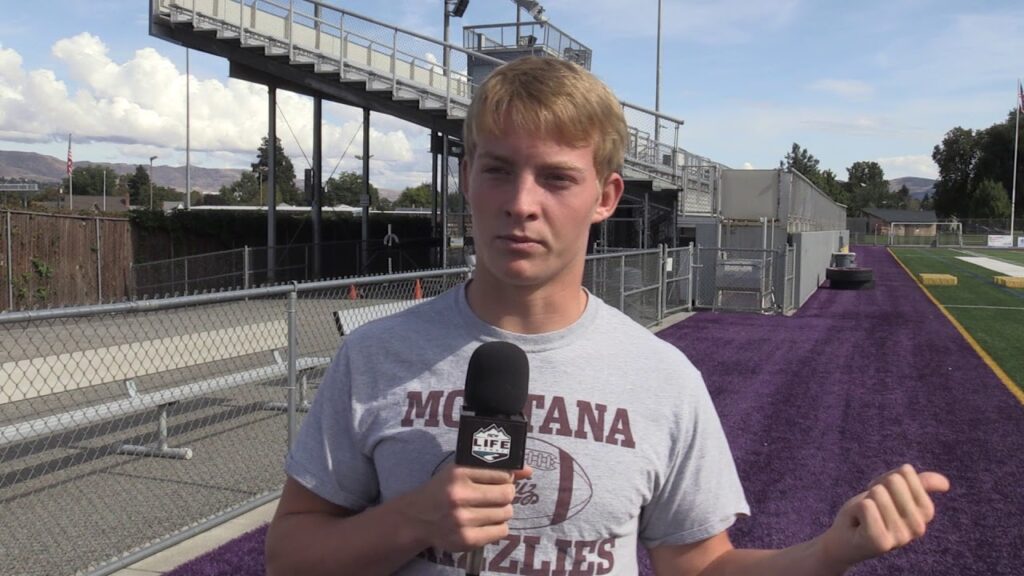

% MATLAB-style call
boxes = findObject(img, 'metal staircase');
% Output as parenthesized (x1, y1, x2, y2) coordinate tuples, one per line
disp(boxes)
(149, 0, 721, 215)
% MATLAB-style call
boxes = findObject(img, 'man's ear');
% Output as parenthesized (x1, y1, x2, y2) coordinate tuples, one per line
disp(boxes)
(591, 172, 624, 224)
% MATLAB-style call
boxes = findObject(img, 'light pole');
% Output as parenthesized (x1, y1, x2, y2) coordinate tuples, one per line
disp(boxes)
(149, 155, 158, 210)
(443, 0, 470, 69)
(656, 0, 662, 113)
(655, 0, 663, 143)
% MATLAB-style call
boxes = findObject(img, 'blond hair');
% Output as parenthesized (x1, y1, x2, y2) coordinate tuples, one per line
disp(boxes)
(463, 56, 627, 180)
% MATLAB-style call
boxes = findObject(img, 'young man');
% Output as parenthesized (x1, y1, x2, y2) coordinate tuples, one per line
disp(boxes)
(265, 56, 948, 575)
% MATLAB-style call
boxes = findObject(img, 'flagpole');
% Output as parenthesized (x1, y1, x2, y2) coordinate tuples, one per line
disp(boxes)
(1012, 79, 1020, 245)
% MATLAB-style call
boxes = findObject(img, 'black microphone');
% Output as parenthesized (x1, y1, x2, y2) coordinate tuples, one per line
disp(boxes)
(455, 341, 530, 576)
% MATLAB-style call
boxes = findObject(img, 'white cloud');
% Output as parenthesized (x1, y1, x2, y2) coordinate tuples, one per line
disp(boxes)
(809, 79, 874, 101)
(875, 155, 938, 179)
(0, 33, 429, 188)
(741, 162, 755, 169)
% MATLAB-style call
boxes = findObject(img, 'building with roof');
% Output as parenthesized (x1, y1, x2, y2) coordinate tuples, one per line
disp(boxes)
(855, 208, 939, 237)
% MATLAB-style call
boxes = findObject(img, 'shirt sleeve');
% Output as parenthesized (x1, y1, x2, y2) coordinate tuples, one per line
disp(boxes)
(638, 372, 750, 549)
(284, 343, 380, 511)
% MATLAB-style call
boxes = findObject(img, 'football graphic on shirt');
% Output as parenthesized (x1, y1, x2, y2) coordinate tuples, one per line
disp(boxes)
(435, 437, 593, 529)
(509, 437, 593, 529)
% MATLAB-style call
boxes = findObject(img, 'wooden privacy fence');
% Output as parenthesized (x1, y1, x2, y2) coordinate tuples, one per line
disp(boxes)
(0, 210, 133, 311)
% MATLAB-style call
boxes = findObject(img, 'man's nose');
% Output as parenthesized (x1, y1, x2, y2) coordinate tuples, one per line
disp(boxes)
(504, 174, 540, 219)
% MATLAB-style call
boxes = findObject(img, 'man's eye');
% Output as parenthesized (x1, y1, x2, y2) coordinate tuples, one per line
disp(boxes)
(483, 166, 508, 175)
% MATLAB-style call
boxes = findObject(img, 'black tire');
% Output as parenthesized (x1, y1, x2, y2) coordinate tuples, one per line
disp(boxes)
(826, 267, 874, 283)
(829, 278, 875, 290)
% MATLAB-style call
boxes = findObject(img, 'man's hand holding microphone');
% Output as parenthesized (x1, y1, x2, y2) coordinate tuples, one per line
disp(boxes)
(400, 341, 532, 575)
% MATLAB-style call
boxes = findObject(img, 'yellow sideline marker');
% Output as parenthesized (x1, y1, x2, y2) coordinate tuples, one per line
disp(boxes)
(994, 276, 1024, 288)
(890, 248, 1024, 407)
(919, 273, 958, 286)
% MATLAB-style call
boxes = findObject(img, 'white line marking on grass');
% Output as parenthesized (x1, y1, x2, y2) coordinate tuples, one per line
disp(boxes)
(944, 304, 1024, 310)
(955, 256, 1024, 277)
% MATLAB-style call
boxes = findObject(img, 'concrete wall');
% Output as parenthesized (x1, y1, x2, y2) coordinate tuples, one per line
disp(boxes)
(792, 230, 849, 307)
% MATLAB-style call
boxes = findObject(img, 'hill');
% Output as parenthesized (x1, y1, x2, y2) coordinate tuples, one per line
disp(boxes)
(889, 176, 935, 200)
(0, 150, 244, 193)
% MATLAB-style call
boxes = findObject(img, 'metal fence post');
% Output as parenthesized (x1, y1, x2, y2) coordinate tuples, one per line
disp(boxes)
(688, 244, 695, 311)
(95, 218, 102, 304)
(243, 245, 250, 290)
(286, 288, 298, 448)
(184, 258, 189, 295)
(618, 254, 626, 312)
(658, 244, 666, 322)
(6, 211, 14, 310)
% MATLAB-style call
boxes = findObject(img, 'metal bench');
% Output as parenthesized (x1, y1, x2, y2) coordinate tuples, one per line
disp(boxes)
(0, 321, 331, 459)
(332, 299, 432, 336)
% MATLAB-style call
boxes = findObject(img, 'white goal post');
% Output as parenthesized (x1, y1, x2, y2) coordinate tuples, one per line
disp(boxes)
(887, 221, 963, 247)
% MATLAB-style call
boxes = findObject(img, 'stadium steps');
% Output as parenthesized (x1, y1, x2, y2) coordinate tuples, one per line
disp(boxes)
(150, 0, 716, 212)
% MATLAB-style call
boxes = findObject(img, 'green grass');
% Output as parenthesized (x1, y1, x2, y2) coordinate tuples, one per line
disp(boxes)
(891, 247, 1024, 392)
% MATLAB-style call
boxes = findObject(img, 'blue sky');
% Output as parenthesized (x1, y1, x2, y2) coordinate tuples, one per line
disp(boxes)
(1, 0, 1022, 190)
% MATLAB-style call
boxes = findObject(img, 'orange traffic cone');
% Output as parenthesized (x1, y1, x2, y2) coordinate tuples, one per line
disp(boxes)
(413, 279, 423, 300)
(348, 285, 358, 300)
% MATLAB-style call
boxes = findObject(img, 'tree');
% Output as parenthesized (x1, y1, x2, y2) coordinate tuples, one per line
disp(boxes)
(783, 143, 847, 205)
(844, 161, 889, 212)
(62, 165, 119, 197)
(217, 171, 261, 205)
(920, 193, 934, 211)
(394, 183, 432, 208)
(895, 184, 911, 210)
(931, 127, 978, 219)
(971, 179, 1011, 218)
(931, 110, 1022, 219)
(252, 136, 301, 205)
(324, 171, 380, 207)
(784, 142, 822, 183)
(819, 169, 847, 206)
(127, 165, 151, 206)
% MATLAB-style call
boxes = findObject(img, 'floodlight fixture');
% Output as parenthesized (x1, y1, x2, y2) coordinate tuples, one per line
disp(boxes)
(512, 0, 548, 23)
(449, 0, 470, 17)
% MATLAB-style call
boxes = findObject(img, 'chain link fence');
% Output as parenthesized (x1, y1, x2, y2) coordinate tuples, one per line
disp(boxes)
(132, 238, 444, 299)
(664, 245, 694, 315)
(583, 249, 664, 328)
(0, 268, 467, 576)
(693, 247, 778, 313)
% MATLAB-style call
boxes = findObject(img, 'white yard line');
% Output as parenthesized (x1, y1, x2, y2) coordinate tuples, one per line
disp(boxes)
(954, 256, 1024, 277)
(944, 304, 1024, 310)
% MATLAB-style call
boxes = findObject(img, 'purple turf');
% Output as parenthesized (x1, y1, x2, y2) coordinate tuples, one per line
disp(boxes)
(167, 524, 267, 576)
(170, 246, 1024, 575)
(650, 246, 1024, 575)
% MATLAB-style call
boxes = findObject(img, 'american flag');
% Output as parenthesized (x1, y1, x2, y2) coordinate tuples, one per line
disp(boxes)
(66, 133, 73, 176)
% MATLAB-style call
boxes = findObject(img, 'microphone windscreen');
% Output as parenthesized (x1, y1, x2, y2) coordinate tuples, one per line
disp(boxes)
(463, 341, 529, 415)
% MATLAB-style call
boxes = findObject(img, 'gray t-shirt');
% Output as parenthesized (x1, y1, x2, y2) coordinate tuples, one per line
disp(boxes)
(286, 285, 749, 575)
